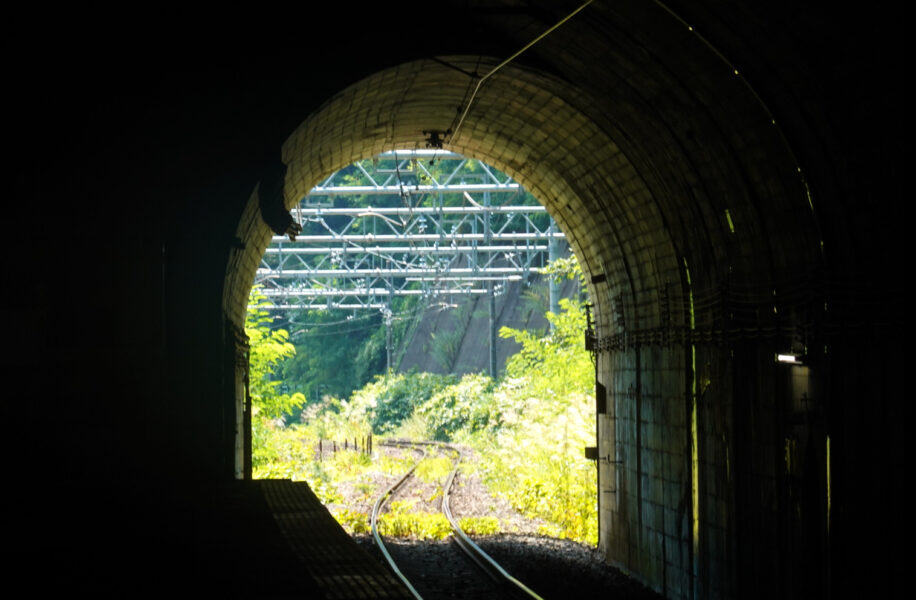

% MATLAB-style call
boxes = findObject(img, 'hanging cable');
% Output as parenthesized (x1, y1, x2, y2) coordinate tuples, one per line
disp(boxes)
(287, 301, 429, 334)
(450, 0, 594, 141)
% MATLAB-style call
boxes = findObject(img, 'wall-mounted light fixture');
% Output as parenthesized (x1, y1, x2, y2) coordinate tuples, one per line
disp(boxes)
(776, 352, 804, 365)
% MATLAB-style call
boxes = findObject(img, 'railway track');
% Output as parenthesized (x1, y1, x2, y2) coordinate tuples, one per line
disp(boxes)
(371, 440, 544, 600)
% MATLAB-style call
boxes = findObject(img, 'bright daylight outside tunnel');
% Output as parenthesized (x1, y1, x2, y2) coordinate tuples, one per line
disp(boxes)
(6, 2, 901, 599)
(244, 150, 608, 596)
(218, 43, 838, 597)
(212, 32, 901, 596)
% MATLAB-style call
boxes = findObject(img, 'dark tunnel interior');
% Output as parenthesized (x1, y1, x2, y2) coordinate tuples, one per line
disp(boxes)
(2, 2, 903, 597)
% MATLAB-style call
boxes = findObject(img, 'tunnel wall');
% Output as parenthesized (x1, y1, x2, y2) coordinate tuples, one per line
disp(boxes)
(5, 2, 900, 598)
(223, 3, 901, 596)
(222, 34, 822, 599)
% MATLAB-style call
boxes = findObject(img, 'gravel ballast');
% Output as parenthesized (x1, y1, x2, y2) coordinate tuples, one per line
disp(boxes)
(341, 443, 662, 599)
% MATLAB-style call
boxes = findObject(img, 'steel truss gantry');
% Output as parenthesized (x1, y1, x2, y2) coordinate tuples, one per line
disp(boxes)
(256, 150, 565, 375)
(257, 150, 565, 312)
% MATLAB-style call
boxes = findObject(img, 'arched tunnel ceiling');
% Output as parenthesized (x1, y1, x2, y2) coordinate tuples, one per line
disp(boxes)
(230, 1, 820, 340)
(2, 1, 902, 597)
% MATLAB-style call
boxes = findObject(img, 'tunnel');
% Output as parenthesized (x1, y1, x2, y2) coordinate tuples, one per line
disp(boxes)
(4, 1, 902, 598)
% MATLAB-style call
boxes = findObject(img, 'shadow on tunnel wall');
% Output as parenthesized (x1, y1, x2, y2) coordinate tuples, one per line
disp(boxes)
(2, 2, 903, 598)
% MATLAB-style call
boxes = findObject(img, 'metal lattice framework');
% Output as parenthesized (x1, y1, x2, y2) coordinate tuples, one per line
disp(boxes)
(257, 150, 565, 312)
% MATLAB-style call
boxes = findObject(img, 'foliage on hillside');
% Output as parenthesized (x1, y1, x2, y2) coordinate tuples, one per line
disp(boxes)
(247, 287, 306, 470)
(350, 371, 456, 434)
(249, 259, 597, 544)
(264, 154, 547, 404)
(247, 287, 306, 421)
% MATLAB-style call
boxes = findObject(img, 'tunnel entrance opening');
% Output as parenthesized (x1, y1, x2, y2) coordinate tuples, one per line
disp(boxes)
(220, 26, 842, 594)
(4, 4, 898, 598)
(244, 149, 600, 555)
(221, 53, 681, 589)
(256, 150, 570, 390)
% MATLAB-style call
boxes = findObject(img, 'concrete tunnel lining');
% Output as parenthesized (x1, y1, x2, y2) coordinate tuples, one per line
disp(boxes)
(224, 29, 822, 599)
(1, 2, 901, 597)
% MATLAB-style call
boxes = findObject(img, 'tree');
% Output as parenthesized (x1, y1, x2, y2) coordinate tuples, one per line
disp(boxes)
(246, 286, 304, 421)
(498, 298, 592, 405)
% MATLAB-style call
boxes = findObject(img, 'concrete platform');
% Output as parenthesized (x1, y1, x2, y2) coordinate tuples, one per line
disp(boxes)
(4, 479, 411, 598)
(260, 479, 413, 599)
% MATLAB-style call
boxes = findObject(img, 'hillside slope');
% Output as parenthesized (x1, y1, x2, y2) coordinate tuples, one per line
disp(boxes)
(396, 273, 580, 376)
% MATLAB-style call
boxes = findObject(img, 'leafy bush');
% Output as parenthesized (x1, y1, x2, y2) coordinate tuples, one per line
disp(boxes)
(414, 455, 454, 483)
(416, 374, 497, 440)
(375, 451, 419, 476)
(378, 501, 453, 540)
(332, 508, 370, 535)
(252, 422, 316, 475)
(476, 294, 598, 545)
(458, 516, 501, 535)
(246, 287, 305, 422)
(252, 257, 598, 546)
(498, 297, 592, 406)
(350, 371, 456, 433)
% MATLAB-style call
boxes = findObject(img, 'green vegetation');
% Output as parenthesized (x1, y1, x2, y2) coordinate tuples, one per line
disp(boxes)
(458, 516, 501, 536)
(262, 154, 549, 406)
(247, 287, 307, 472)
(378, 500, 453, 540)
(247, 287, 304, 420)
(414, 455, 454, 483)
(247, 258, 596, 545)
(428, 301, 473, 371)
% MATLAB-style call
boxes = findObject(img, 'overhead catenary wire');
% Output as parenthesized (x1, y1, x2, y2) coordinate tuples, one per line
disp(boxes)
(284, 302, 433, 338)
(261, 152, 562, 312)
(449, 0, 595, 142)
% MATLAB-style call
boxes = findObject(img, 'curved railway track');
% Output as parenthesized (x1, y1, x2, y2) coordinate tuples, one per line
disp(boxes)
(371, 440, 544, 600)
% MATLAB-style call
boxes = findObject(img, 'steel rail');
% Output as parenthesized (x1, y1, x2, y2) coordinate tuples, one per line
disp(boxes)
(439, 443, 544, 600)
(371, 442, 427, 600)
(373, 440, 543, 600)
